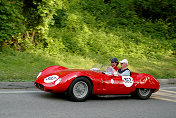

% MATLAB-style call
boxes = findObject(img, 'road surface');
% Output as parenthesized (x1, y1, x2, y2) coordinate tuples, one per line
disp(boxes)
(0, 85, 175, 118)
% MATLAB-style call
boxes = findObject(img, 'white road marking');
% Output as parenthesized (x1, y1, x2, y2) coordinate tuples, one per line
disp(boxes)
(154, 92, 176, 98)
(151, 96, 176, 103)
(152, 87, 176, 103)
(159, 89, 176, 94)
(0, 91, 44, 94)
(160, 87, 176, 90)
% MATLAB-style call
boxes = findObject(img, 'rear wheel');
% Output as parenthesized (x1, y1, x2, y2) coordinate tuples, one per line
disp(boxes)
(132, 88, 153, 100)
(68, 77, 92, 102)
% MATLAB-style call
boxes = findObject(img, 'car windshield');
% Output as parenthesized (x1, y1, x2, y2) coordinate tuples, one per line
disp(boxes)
(90, 65, 116, 75)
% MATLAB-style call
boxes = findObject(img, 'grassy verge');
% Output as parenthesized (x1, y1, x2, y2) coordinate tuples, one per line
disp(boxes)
(129, 56, 176, 79)
(0, 48, 96, 82)
(0, 48, 175, 82)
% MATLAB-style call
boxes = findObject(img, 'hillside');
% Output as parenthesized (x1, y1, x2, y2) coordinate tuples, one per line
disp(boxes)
(0, 0, 176, 81)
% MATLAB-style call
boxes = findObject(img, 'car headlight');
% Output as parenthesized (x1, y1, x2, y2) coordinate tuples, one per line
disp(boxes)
(55, 78, 62, 85)
(44, 75, 59, 83)
(37, 72, 42, 78)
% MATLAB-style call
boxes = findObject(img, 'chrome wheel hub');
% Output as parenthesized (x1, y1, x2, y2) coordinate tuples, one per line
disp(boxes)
(73, 81, 88, 98)
(139, 88, 150, 96)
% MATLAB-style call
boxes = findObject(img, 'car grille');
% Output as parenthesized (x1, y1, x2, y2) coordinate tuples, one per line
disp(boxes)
(35, 82, 45, 91)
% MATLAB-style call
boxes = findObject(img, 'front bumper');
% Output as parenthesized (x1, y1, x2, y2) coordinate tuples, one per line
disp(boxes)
(34, 81, 69, 93)
(34, 82, 45, 91)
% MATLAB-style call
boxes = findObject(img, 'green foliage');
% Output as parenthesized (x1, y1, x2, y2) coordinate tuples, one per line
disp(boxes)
(0, 0, 176, 81)
(133, 0, 176, 25)
(1, 0, 175, 53)
(0, 0, 25, 46)
(48, 0, 175, 59)
(132, 0, 176, 39)
(22, 0, 39, 30)
(53, 9, 67, 28)
(34, 0, 63, 39)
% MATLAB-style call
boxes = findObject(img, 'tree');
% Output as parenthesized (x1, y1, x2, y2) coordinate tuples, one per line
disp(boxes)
(0, 0, 25, 49)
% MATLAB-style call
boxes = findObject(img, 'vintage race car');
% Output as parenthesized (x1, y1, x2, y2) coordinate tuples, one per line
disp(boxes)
(34, 65, 160, 102)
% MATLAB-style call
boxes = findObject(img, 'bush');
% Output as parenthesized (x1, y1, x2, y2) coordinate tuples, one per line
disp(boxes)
(0, 0, 25, 48)
(47, 0, 175, 61)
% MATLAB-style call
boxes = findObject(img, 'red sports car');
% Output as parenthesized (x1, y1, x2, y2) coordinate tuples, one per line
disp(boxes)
(34, 65, 160, 102)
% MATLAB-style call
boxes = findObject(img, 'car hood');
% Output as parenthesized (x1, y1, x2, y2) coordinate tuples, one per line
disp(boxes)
(38, 68, 99, 80)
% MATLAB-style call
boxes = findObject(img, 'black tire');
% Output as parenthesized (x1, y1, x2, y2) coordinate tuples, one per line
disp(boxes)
(68, 77, 92, 102)
(133, 88, 153, 100)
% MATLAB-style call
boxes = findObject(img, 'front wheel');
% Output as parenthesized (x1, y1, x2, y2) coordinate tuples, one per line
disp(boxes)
(132, 88, 153, 100)
(68, 77, 92, 102)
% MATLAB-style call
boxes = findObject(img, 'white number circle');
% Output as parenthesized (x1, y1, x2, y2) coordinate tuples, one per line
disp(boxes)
(44, 75, 59, 83)
(122, 76, 134, 87)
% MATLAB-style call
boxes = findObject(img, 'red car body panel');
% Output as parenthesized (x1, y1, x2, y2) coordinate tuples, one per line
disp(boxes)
(35, 66, 160, 95)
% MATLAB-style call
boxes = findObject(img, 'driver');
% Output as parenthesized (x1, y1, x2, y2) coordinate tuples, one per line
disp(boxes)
(105, 58, 119, 73)
(110, 58, 119, 71)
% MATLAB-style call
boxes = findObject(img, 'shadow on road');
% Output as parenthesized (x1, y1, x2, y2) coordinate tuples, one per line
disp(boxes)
(34, 92, 134, 102)
(89, 95, 132, 101)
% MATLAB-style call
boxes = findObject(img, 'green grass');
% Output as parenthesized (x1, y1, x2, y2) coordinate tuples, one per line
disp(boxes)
(0, 48, 96, 82)
(129, 56, 176, 79)
(0, 48, 175, 82)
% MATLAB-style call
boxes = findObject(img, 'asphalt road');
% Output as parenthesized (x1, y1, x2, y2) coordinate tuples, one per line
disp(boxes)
(0, 85, 176, 118)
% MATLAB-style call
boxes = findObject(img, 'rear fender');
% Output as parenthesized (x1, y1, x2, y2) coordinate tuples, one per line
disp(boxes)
(135, 74, 160, 92)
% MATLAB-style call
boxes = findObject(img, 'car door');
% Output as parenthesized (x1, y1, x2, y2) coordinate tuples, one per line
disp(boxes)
(101, 75, 120, 94)
(102, 75, 136, 94)
(115, 76, 136, 94)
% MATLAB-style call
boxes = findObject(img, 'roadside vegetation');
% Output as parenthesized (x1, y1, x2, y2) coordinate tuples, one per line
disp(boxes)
(0, 0, 176, 81)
